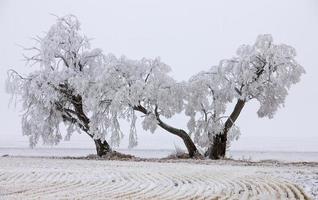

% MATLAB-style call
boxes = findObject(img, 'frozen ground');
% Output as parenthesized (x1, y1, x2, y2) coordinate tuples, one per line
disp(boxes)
(0, 157, 317, 199)
(1, 147, 318, 162)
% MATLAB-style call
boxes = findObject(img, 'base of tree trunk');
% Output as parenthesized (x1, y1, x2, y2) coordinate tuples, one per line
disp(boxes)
(181, 134, 199, 158)
(94, 139, 112, 157)
(205, 134, 227, 160)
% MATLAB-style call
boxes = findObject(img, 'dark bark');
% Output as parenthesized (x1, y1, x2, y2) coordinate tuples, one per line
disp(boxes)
(57, 88, 112, 157)
(71, 95, 112, 156)
(205, 134, 227, 159)
(133, 105, 199, 157)
(94, 139, 111, 157)
(206, 59, 267, 159)
(207, 99, 245, 159)
(157, 117, 198, 157)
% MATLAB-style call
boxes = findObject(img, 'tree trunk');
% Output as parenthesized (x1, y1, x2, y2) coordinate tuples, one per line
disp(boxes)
(206, 99, 245, 159)
(206, 134, 227, 159)
(157, 120, 198, 157)
(57, 84, 113, 157)
(133, 105, 199, 158)
(71, 95, 112, 157)
(94, 139, 112, 157)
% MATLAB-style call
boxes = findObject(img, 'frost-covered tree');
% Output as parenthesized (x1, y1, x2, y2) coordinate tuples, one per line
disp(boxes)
(92, 55, 199, 157)
(185, 66, 238, 155)
(6, 15, 112, 156)
(188, 35, 305, 159)
(6, 15, 199, 157)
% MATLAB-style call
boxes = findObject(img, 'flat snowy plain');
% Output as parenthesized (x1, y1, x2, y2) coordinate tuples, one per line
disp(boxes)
(0, 157, 317, 200)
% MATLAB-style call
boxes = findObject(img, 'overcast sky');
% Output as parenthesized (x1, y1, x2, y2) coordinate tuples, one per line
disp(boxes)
(0, 0, 317, 151)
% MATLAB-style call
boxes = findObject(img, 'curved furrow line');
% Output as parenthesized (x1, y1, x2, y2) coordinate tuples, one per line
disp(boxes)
(286, 182, 311, 200)
(4, 183, 56, 199)
(211, 174, 237, 199)
(91, 171, 125, 195)
(243, 177, 265, 197)
(104, 172, 147, 199)
(103, 172, 140, 199)
(189, 172, 222, 199)
(159, 172, 200, 200)
(26, 171, 60, 185)
(8, 171, 28, 183)
(234, 178, 252, 200)
(266, 177, 292, 199)
(222, 177, 247, 200)
(1, 171, 23, 184)
(112, 183, 149, 199)
(220, 177, 242, 200)
(44, 171, 68, 183)
(270, 178, 300, 199)
(76, 180, 120, 199)
(34, 171, 56, 183)
(266, 180, 287, 199)
(137, 181, 172, 199)
(19, 174, 71, 197)
(194, 173, 222, 192)
(244, 177, 261, 196)
(39, 171, 60, 183)
(19, 173, 86, 198)
(282, 179, 311, 200)
(107, 181, 137, 199)
(17, 180, 82, 199)
(111, 172, 159, 199)
(175, 173, 209, 200)
(61, 179, 108, 199)
(153, 172, 196, 199)
(127, 171, 166, 199)
(284, 182, 307, 200)
(139, 172, 177, 199)
(255, 176, 274, 196)
(254, 177, 283, 199)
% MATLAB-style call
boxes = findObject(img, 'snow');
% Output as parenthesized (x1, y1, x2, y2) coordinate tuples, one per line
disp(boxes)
(1, 147, 318, 162)
(0, 157, 317, 199)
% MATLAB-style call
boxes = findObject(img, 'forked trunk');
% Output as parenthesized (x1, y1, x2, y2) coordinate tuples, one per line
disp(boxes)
(94, 139, 112, 157)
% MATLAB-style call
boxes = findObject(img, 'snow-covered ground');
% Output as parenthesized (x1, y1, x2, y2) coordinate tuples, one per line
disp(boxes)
(0, 157, 317, 199)
(1, 147, 318, 162)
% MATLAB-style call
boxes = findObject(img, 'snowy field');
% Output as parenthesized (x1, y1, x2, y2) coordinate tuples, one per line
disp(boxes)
(0, 157, 317, 200)
(1, 147, 318, 162)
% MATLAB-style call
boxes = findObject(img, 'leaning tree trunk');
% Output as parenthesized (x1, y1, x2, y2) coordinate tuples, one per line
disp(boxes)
(133, 105, 199, 158)
(207, 62, 267, 159)
(71, 94, 112, 157)
(156, 119, 198, 157)
(207, 99, 246, 159)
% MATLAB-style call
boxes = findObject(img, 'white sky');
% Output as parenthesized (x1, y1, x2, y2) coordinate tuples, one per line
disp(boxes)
(0, 0, 317, 151)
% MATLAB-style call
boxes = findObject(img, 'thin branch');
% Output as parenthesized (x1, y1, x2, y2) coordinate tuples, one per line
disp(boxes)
(144, 67, 153, 83)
